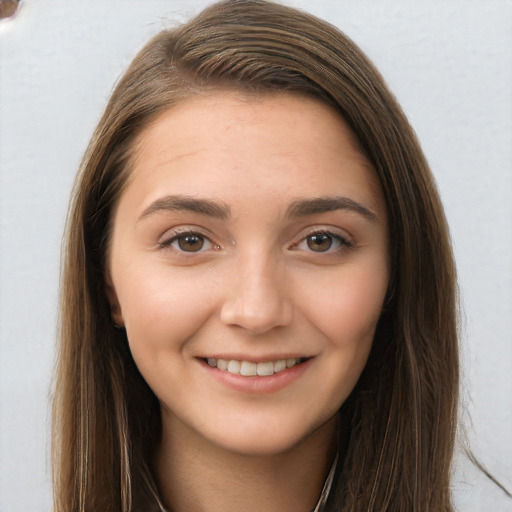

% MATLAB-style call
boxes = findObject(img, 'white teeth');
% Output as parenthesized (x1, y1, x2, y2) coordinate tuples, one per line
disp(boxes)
(227, 360, 241, 374)
(273, 359, 286, 373)
(217, 358, 228, 371)
(286, 358, 297, 368)
(240, 361, 257, 376)
(256, 361, 274, 376)
(205, 357, 304, 376)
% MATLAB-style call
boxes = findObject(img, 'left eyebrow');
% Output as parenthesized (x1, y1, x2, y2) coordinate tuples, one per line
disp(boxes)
(286, 196, 378, 222)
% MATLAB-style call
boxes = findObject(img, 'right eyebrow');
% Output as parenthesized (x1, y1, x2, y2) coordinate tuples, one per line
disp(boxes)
(138, 195, 231, 221)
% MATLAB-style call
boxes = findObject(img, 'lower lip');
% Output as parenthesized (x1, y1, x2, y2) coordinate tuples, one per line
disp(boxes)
(199, 358, 314, 394)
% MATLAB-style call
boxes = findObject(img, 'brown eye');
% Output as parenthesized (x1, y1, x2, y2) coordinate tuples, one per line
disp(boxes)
(306, 233, 333, 252)
(177, 234, 204, 252)
(160, 230, 216, 253)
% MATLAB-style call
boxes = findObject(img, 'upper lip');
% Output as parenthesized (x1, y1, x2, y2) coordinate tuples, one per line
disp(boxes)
(196, 354, 314, 363)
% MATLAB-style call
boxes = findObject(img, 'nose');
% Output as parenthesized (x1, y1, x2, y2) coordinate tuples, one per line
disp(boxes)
(220, 252, 293, 334)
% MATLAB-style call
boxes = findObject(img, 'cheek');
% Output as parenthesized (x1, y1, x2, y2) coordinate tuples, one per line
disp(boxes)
(301, 263, 388, 348)
(114, 265, 218, 358)
(301, 265, 388, 410)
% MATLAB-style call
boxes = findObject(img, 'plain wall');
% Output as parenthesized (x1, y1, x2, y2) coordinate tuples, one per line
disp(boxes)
(0, 1, 511, 510)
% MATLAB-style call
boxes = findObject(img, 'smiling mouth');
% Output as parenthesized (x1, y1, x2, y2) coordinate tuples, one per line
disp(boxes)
(203, 357, 310, 377)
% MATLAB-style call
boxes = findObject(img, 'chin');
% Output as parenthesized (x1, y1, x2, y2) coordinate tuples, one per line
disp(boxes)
(203, 413, 336, 458)
(213, 430, 307, 457)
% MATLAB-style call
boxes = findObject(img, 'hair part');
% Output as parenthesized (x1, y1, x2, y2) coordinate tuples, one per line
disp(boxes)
(52, 1, 459, 511)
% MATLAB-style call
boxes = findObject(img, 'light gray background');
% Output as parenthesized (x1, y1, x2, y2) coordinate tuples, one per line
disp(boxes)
(1, 1, 511, 510)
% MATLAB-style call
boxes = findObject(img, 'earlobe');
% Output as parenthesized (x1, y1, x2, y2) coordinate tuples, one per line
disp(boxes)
(105, 271, 124, 328)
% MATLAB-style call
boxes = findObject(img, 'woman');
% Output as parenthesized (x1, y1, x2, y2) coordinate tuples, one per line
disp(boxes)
(52, 1, 459, 510)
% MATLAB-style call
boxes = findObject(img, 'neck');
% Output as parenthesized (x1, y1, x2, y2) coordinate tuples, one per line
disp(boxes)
(154, 413, 339, 512)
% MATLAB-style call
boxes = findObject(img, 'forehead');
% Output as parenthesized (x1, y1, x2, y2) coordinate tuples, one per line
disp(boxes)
(123, 91, 384, 217)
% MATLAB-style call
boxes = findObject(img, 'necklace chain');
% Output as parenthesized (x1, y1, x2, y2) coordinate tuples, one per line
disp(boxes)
(311, 449, 338, 512)
(161, 447, 338, 512)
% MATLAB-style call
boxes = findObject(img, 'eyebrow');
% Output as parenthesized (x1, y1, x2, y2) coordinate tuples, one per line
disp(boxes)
(138, 194, 377, 223)
(139, 195, 231, 221)
(286, 196, 377, 222)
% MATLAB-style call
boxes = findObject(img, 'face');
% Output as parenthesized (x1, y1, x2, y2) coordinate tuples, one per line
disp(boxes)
(107, 92, 389, 456)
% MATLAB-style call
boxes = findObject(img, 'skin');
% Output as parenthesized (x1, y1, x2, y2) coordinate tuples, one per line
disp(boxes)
(106, 92, 390, 512)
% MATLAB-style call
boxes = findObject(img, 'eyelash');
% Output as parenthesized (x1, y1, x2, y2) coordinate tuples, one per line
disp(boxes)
(291, 229, 354, 254)
(158, 228, 353, 255)
(158, 229, 216, 253)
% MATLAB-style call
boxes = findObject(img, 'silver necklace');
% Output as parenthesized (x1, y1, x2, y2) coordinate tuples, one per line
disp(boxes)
(311, 450, 338, 512)
(161, 448, 339, 512)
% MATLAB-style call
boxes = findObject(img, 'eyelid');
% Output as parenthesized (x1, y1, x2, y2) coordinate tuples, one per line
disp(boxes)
(157, 226, 218, 251)
(156, 224, 354, 254)
(289, 226, 355, 252)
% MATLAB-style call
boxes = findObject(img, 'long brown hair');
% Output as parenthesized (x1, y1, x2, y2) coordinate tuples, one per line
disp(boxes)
(52, 1, 459, 510)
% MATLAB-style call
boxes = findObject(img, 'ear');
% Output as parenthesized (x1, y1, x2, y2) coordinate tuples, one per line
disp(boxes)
(105, 270, 124, 327)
